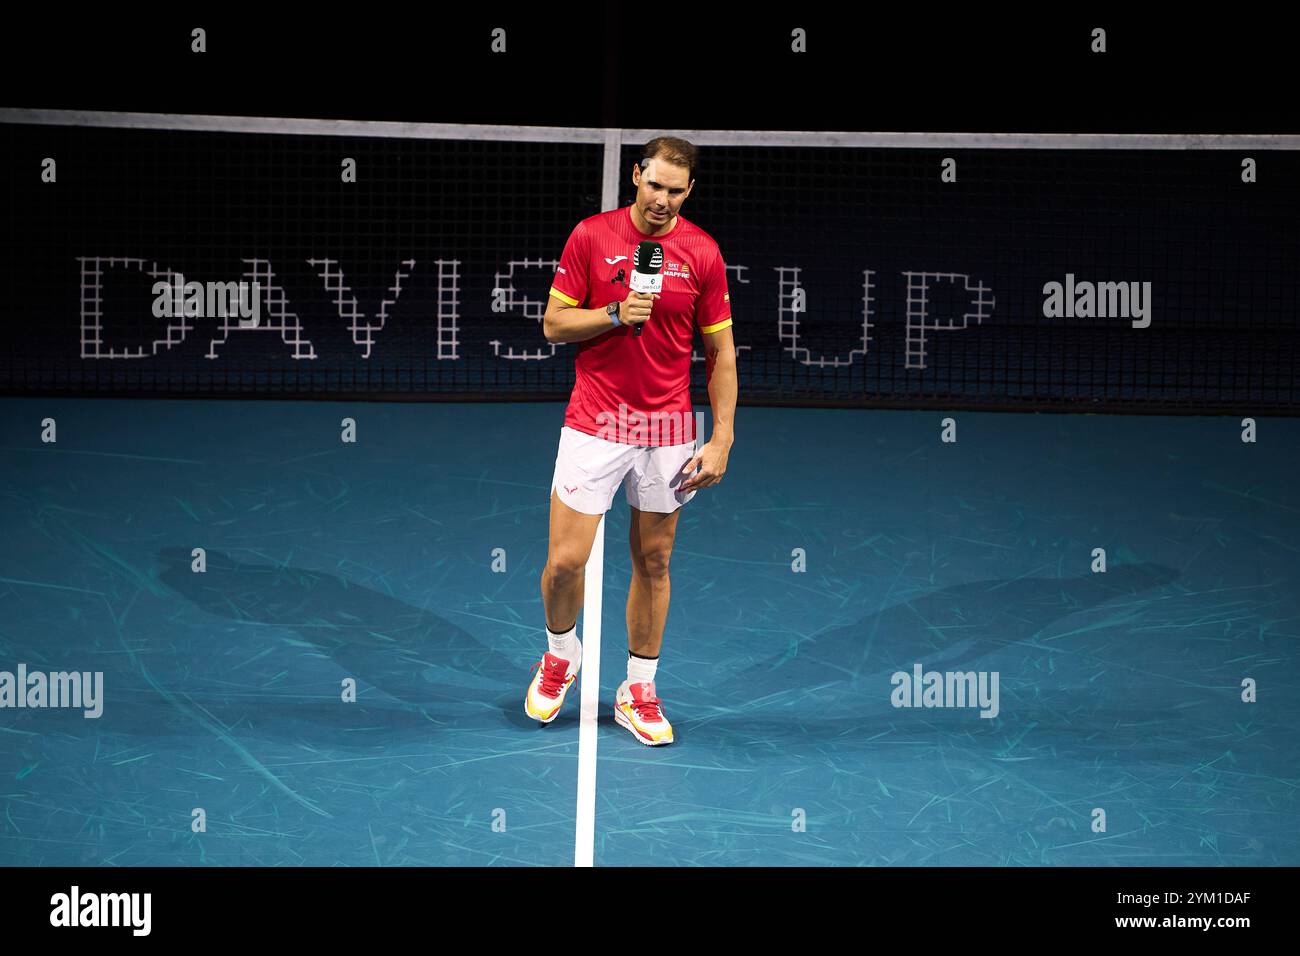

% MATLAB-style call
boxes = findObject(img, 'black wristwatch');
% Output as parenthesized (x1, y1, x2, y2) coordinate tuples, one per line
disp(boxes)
(607, 301, 622, 326)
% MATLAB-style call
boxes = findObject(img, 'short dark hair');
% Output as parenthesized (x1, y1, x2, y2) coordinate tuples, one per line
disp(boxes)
(640, 136, 698, 183)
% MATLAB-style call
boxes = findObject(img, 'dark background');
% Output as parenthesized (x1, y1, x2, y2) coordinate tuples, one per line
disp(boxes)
(1, 6, 1293, 132)
(2, 6, 1294, 411)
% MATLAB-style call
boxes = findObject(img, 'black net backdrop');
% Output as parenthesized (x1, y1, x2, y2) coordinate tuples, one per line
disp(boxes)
(2, 121, 1296, 411)
(1, 125, 602, 397)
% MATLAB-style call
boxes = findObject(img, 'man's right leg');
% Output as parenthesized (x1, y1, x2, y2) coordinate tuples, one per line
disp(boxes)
(541, 490, 605, 634)
(524, 490, 605, 723)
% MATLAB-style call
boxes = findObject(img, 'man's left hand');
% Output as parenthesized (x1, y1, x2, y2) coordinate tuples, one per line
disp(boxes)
(679, 439, 731, 493)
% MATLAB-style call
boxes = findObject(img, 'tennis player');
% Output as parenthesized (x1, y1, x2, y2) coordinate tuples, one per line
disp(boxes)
(524, 136, 737, 745)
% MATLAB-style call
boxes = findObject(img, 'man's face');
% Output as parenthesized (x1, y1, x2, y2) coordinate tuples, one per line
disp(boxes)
(633, 157, 693, 225)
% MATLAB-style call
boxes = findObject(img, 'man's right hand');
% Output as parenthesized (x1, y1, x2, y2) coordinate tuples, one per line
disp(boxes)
(619, 291, 659, 329)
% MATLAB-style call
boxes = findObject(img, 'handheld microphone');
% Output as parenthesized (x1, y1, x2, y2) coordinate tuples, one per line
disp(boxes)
(628, 240, 664, 337)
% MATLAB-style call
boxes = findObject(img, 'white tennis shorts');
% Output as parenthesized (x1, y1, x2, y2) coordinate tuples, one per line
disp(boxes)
(551, 426, 699, 515)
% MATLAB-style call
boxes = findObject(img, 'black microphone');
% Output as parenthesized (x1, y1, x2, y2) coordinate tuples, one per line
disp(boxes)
(628, 240, 663, 337)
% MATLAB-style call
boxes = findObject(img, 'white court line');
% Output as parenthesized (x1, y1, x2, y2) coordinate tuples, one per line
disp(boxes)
(573, 133, 623, 868)
(573, 513, 604, 867)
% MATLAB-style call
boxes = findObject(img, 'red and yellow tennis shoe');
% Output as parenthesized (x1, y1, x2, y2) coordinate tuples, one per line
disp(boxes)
(614, 680, 674, 746)
(524, 639, 582, 724)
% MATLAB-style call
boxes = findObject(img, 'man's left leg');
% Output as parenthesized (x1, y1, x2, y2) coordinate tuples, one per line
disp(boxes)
(615, 505, 681, 745)
(627, 505, 680, 657)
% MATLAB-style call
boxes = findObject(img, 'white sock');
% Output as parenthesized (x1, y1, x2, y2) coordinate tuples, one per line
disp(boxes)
(628, 652, 658, 686)
(547, 622, 577, 658)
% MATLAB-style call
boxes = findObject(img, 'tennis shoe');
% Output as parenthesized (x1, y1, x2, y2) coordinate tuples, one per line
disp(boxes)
(524, 639, 582, 724)
(614, 679, 674, 745)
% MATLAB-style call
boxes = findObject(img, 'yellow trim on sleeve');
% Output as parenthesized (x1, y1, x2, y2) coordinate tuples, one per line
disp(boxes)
(700, 316, 733, 334)
(549, 287, 580, 307)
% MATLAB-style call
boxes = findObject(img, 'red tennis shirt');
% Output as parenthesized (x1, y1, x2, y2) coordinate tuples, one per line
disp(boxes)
(548, 205, 733, 447)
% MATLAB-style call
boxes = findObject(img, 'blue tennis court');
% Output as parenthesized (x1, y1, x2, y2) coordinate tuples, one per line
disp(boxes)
(2, 397, 1295, 866)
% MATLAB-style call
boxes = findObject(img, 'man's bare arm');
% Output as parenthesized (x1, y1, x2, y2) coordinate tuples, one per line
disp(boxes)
(543, 293, 658, 343)
(542, 294, 616, 344)
(702, 323, 737, 447)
